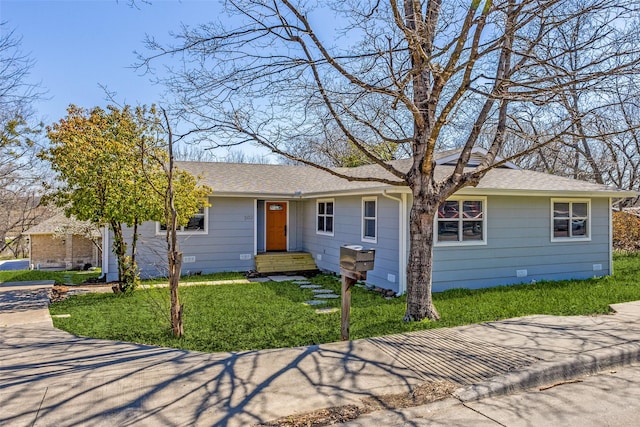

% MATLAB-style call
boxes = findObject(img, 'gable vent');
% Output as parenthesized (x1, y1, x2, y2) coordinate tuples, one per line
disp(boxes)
(441, 152, 486, 166)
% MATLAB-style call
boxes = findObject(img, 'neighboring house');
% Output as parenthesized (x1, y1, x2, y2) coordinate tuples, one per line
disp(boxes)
(104, 149, 636, 294)
(26, 213, 102, 271)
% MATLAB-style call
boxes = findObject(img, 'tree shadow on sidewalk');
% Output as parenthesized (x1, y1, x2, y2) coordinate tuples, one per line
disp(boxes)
(0, 324, 424, 426)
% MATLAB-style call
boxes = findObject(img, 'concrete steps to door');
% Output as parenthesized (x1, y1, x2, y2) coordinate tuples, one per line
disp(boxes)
(255, 252, 318, 274)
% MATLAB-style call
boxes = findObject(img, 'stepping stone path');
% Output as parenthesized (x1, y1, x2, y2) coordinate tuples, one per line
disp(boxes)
(315, 307, 339, 314)
(314, 293, 339, 299)
(298, 282, 340, 306)
(303, 300, 326, 306)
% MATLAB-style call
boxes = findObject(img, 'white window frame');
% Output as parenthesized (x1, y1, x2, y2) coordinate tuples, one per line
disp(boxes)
(362, 196, 378, 243)
(551, 198, 591, 242)
(316, 199, 335, 236)
(156, 207, 209, 235)
(435, 196, 487, 246)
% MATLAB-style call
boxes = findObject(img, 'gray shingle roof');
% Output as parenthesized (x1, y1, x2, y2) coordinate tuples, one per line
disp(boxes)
(176, 161, 392, 196)
(176, 158, 636, 198)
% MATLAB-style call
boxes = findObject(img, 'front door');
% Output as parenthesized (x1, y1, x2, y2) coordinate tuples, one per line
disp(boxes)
(266, 202, 287, 251)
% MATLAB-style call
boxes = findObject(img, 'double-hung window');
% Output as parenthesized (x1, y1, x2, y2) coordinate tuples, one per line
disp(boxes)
(436, 197, 486, 245)
(551, 199, 590, 241)
(362, 197, 377, 243)
(317, 199, 334, 235)
(158, 207, 208, 234)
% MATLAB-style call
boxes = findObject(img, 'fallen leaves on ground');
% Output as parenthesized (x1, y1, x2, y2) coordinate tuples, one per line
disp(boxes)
(256, 381, 456, 427)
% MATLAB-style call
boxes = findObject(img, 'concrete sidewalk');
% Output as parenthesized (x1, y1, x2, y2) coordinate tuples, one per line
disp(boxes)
(1, 281, 640, 426)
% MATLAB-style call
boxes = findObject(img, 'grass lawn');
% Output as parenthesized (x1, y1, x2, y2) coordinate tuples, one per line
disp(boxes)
(49, 253, 640, 353)
(0, 269, 101, 285)
(0, 269, 243, 286)
(142, 271, 245, 284)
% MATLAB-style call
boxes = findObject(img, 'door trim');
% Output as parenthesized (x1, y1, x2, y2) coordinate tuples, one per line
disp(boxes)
(253, 199, 258, 255)
(264, 200, 289, 252)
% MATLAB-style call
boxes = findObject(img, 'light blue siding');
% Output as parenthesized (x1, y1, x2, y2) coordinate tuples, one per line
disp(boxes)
(106, 193, 613, 295)
(301, 195, 401, 292)
(106, 196, 256, 281)
(431, 196, 611, 291)
(287, 201, 303, 251)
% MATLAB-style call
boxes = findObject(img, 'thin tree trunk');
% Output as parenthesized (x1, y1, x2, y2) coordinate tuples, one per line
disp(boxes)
(163, 108, 184, 337)
(169, 251, 183, 336)
(131, 219, 139, 269)
(110, 221, 127, 292)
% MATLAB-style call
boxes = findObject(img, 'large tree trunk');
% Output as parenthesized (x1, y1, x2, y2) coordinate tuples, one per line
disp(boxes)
(404, 182, 440, 322)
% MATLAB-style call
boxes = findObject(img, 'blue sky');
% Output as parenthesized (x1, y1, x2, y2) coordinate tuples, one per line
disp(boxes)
(1, 0, 270, 158)
(2, 1, 219, 121)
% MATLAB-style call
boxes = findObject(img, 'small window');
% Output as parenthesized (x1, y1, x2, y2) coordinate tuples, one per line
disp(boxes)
(158, 207, 208, 234)
(317, 199, 334, 236)
(436, 198, 486, 245)
(551, 199, 590, 241)
(362, 197, 377, 243)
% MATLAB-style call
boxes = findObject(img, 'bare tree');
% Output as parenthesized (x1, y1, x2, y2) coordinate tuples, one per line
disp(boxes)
(507, 11, 640, 197)
(141, 0, 640, 321)
(223, 148, 275, 164)
(173, 143, 218, 162)
(0, 22, 49, 258)
(510, 75, 640, 207)
(174, 144, 276, 164)
(136, 107, 212, 337)
(283, 123, 408, 167)
(162, 109, 184, 337)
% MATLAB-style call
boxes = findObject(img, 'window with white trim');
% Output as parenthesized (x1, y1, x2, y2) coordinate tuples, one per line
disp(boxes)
(362, 197, 377, 243)
(551, 199, 590, 240)
(436, 197, 486, 244)
(158, 207, 208, 234)
(317, 199, 334, 235)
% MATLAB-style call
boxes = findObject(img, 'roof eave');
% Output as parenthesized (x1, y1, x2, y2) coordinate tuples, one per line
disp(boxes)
(209, 186, 637, 200)
(455, 187, 638, 198)
(210, 192, 302, 199)
(302, 186, 410, 198)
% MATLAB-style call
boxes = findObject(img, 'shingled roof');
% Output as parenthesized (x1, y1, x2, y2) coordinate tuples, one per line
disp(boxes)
(25, 213, 101, 237)
(177, 158, 635, 199)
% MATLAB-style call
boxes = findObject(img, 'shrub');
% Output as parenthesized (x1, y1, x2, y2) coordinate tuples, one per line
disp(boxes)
(612, 211, 640, 252)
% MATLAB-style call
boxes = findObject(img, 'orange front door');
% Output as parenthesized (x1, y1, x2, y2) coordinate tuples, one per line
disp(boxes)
(266, 202, 287, 251)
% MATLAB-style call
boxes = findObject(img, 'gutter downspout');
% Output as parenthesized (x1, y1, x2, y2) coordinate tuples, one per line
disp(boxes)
(382, 190, 408, 295)
(609, 197, 613, 275)
(28, 234, 33, 270)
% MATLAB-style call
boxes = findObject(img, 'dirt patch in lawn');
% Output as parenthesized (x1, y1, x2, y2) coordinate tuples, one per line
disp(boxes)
(256, 381, 456, 427)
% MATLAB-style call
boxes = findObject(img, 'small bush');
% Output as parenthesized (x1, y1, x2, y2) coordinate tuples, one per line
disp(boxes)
(612, 211, 640, 252)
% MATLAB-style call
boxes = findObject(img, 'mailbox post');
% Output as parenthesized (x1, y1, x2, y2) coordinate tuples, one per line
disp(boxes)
(339, 245, 375, 341)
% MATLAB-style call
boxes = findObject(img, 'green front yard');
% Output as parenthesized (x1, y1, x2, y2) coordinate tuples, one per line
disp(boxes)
(49, 253, 640, 353)
(0, 269, 101, 285)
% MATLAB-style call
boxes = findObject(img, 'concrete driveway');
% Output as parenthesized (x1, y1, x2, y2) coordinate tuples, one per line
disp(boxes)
(0, 259, 29, 271)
